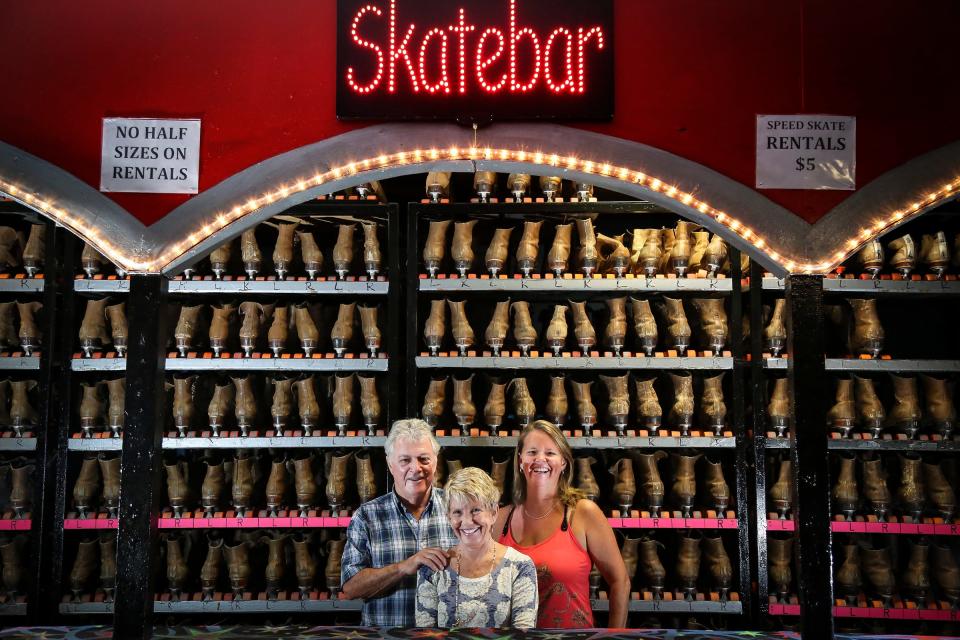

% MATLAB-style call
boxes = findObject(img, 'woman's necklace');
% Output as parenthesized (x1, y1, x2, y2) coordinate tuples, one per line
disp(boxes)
(452, 543, 497, 627)
(523, 501, 558, 520)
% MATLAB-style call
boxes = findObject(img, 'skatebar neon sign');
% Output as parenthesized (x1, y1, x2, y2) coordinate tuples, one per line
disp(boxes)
(337, 0, 614, 120)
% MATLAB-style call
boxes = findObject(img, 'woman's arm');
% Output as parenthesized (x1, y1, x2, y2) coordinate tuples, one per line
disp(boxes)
(510, 558, 540, 629)
(415, 566, 441, 627)
(577, 500, 630, 628)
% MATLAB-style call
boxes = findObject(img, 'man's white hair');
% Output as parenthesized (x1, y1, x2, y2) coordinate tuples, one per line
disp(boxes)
(385, 419, 440, 459)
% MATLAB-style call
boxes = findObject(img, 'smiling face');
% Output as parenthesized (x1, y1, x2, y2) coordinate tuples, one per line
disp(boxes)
(518, 428, 567, 493)
(386, 436, 437, 504)
(448, 496, 498, 551)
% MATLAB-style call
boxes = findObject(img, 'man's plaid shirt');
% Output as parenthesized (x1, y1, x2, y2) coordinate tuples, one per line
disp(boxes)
(342, 487, 457, 627)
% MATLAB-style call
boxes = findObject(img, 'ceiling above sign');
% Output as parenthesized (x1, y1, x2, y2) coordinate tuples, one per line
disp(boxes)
(337, 0, 614, 121)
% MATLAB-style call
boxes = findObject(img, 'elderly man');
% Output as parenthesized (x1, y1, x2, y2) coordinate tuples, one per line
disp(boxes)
(341, 419, 457, 627)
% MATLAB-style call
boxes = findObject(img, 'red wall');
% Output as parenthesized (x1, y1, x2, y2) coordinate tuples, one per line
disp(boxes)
(2, 0, 958, 225)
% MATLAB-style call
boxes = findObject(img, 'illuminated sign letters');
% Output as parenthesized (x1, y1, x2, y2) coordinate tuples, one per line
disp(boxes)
(337, 0, 613, 120)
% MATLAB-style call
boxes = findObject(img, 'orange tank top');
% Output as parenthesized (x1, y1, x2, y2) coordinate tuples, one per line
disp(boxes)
(498, 505, 595, 629)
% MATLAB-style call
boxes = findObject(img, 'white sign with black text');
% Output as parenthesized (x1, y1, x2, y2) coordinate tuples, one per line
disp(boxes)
(756, 115, 855, 190)
(100, 118, 201, 194)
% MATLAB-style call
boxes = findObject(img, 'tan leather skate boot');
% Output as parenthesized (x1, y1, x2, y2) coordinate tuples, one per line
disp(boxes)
(271, 377, 294, 435)
(358, 305, 381, 356)
(356, 451, 378, 504)
(669, 372, 695, 435)
(676, 532, 701, 599)
(451, 220, 478, 277)
(861, 541, 896, 606)
(509, 377, 536, 426)
(105, 302, 127, 357)
(273, 223, 297, 279)
(833, 453, 859, 519)
(73, 455, 100, 519)
(934, 543, 960, 605)
(658, 229, 675, 275)
(224, 537, 251, 596)
(485, 227, 513, 276)
(292, 534, 317, 596)
(426, 171, 451, 203)
(569, 300, 596, 354)
(231, 375, 257, 437)
(326, 538, 346, 595)
(848, 298, 884, 357)
(0, 537, 21, 597)
(267, 304, 290, 356)
(692, 298, 728, 355)
(903, 538, 932, 604)
(921, 231, 950, 278)
(165, 534, 189, 599)
(164, 460, 190, 518)
(688, 231, 710, 274)
(325, 452, 352, 513)
(231, 454, 255, 512)
(887, 234, 917, 277)
(621, 535, 639, 584)
(575, 218, 598, 276)
(170, 375, 196, 437)
(0, 303, 16, 350)
(490, 456, 510, 504)
(201, 459, 225, 516)
(768, 536, 793, 601)
(507, 173, 531, 201)
(265, 457, 288, 516)
(100, 535, 116, 601)
(670, 221, 695, 277)
(922, 374, 956, 437)
(79, 382, 105, 438)
(484, 379, 506, 429)
(889, 374, 922, 438)
(332, 374, 355, 435)
(446, 458, 463, 478)
(574, 456, 599, 502)
(510, 301, 537, 356)
(855, 376, 886, 437)
(600, 373, 629, 435)
(79, 298, 110, 357)
(294, 375, 321, 431)
(424, 298, 446, 356)
(0, 379, 9, 428)
(207, 380, 234, 436)
(358, 375, 380, 432)
(9, 459, 32, 518)
(538, 175, 562, 201)
(238, 302, 264, 357)
(293, 454, 317, 514)
(516, 220, 542, 277)
(629, 228, 647, 275)
(768, 378, 791, 437)
(80, 243, 105, 278)
(448, 299, 475, 355)
(8, 380, 37, 437)
(703, 457, 730, 512)
(452, 375, 476, 428)
(422, 377, 447, 428)
(630, 298, 658, 356)
(331, 302, 356, 357)
(835, 542, 861, 603)
(361, 221, 381, 278)
(332, 223, 356, 279)
(703, 234, 728, 277)
(828, 378, 856, 436)
(69, 538, 98, 600)
(661, 297, 691, 353)
(924, 460, 956, 520)
(639, 537, 666, 598)
(636, 451, 667, 516)
(699, 373, 727, 435)
(858, 240, 884, 278)
(422, 219, 451, 277)
(545, 375, 568, 427)
(174, 304, 204, 356)
(768, 457, 792, 519)
(597, 233, 630, 277)
(637, 229, 664, 277)
(293, 303, 319, 355)
(0, 228, 18, 272)
(570, 380, 597, 429)
(604, 297, 628, 355)
(200, 536, 223, 599)
(240, 228, 262, 278)
(208, 304, 235, 356)
(473, 170, 496, 202)
(547, 223, 572, 276)
(545, 304, 568, 356)
(764, 298, 787, 356)
(702, 534, 732, 599)
(484, 299, 510, 356)
(609, 457, 636, 513)
(21, 224, 44, 277)
(671, 453, 700, 517)
(862, 454, 892, 519)
(209, 239, 232, 279)
(635, 377, 662, 433)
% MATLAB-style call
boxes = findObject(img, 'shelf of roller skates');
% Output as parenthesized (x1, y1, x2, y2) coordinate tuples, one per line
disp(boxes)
(590, 596, 742, 615)
(768, 519, 960, 536)
(420, 273, 735, 294)
(57, 533, 118, 614)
